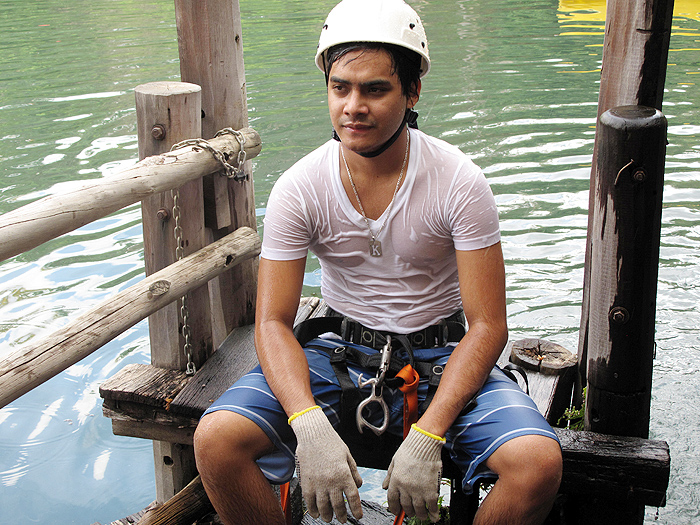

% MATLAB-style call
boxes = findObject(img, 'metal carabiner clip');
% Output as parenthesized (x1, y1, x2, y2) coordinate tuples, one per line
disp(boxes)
(356, 336, 392, 435)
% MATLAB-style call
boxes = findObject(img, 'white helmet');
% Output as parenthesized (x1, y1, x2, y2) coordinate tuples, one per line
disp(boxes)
(315, 0, 431, 78)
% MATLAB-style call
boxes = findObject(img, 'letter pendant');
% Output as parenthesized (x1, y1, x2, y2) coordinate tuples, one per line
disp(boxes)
(369, 240, 382, 257)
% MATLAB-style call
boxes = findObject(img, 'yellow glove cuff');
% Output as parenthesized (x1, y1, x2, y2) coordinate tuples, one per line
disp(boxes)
(412, 423, 447, 443)
(288, 405, 321, 425)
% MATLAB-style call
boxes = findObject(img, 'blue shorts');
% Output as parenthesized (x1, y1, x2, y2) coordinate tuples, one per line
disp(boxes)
(202, 336, 559, 494)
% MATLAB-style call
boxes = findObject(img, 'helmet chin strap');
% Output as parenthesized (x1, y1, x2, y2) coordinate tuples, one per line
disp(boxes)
(332, 109, 419, 158)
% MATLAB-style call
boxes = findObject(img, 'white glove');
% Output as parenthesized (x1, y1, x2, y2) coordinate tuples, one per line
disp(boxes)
(382, 424, 445, 523)
(289, 406, 363, 523)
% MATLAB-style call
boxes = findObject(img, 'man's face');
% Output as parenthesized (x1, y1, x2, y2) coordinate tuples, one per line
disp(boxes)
(327, 48, 418, 156)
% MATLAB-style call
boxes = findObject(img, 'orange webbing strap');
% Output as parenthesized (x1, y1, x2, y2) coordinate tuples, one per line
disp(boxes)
(397, 364, 420, 438)
(280, 481, 292, 525)
(393, 364, 421, 525)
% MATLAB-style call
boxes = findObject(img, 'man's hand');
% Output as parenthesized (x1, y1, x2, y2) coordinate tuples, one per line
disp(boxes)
(289, 406, 363, 523)
(382, 424, 445, 523)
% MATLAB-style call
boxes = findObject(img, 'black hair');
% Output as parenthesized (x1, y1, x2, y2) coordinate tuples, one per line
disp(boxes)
(324, 42, 422, 99)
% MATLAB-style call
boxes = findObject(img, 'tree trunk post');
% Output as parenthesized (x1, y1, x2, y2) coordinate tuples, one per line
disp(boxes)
(174, 0, 258, 349)
(571, 105, 667, 524)
(577, 0, 674, 400)
(585, 105, 667, 439)
(135, 81, 204, 502)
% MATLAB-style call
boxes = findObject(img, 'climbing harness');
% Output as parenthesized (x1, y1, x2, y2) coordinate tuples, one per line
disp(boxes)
(289, 312, 528, 524)
(356, 336, 393, 435)
(295, 311, 468, 436)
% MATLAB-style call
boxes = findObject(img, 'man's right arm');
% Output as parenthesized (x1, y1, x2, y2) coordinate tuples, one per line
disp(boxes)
(254, 256, 364, 523)
(254, 256, 315, 416)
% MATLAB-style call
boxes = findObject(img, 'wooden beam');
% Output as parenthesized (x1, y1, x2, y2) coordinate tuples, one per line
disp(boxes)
(585, 106, 667, 438)
(0, 128, 261, 262)
(0, 227, 260, 408)
(135, 80, 206, 505)
(136, 475, 213, 525)
(556, 427, 670, 508)
(175, 0, 251, 230)
(577, 0, 674, 396)
(136, 81, 212, 371)
(175, 0, 259, 348)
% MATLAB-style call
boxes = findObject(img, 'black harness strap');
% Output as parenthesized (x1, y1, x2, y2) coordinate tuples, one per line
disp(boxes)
(327, 346, 362, 435)
(293, 316, 344, 348)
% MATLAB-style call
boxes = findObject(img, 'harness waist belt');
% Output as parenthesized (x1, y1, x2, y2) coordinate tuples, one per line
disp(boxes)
(335, 309, 466, 350)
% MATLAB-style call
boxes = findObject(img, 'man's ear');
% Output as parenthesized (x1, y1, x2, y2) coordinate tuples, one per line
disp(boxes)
(408, 79, 422, 109)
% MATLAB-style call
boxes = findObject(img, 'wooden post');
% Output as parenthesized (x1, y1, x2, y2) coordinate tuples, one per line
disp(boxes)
(571, 106, 667, 524)
(577, 0, 674, 399)
(174, 0, 258, 348)
(585, 105, 667, 438)
(135, 81, 205, 502)
(136, 82, 213, 372)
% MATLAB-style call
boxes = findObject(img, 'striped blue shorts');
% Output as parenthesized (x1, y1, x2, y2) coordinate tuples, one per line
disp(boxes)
(202, 336, 559, 494)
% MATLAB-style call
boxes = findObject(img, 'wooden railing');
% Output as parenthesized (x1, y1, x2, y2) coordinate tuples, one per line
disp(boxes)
(0, 126, 262, 408)
(0, 127, 260, 263)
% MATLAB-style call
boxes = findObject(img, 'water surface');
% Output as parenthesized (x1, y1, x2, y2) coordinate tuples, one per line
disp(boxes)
(1, 0, 699, 523)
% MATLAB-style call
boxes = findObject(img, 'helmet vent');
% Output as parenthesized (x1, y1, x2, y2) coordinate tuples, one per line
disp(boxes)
(323, 24, 328, 30)
(409, 23, 415, 29)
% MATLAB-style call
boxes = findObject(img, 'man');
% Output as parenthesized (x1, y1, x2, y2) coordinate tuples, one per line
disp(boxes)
(194, 0, 562, 523)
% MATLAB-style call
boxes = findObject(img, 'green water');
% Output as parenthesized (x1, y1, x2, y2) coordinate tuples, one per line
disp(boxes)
(1, 0, 699, 523)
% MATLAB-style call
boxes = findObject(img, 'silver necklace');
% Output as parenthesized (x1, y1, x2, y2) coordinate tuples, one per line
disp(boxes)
(340, 129, 410, 257)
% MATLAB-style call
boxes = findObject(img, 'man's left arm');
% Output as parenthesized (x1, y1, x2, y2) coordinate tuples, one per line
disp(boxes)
(383, 242, 508, 522)
(417, 241, 508, 436)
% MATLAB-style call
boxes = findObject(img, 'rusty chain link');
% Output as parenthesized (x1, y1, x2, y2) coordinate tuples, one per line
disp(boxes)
(171, 128, 248, 181)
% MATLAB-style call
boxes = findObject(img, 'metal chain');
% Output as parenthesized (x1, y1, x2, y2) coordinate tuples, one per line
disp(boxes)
(215, 127, 247, 180)
(171, 128, 248, 181)
(170, 187, 196, 376)
(167, 127, 248, 376)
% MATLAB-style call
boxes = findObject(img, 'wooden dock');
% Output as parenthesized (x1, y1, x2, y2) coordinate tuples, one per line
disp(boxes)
(99, 297, 669, 525)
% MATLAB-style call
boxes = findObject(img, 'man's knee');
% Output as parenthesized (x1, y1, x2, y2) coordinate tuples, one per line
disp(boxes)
(194, 410, 274, 470)
(488, 434, 562, 498)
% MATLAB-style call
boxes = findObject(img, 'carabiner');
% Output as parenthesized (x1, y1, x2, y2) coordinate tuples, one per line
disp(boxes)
(355, 337, 392, 435)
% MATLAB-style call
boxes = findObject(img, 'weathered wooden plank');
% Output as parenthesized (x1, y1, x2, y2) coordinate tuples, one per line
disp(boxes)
(169, 324, 257, 418)
(555, 427, 669, 507)
(0, 226, 260, 409)
(301, 500, 396, 525)
(296, 296, 321, 324)
(109, 416, 196, 445)
(92, 502, 157, 525)
(135, 474, 213, 525)
(0, 129, 261, 263)
(169, 299, 328, 419)
(100, 364, 190, 407)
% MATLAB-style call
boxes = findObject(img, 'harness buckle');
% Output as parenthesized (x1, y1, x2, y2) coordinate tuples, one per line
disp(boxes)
(356, 336, 392, 435)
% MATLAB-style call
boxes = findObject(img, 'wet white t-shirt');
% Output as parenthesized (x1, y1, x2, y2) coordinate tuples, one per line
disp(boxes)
(261, 128, 500, 333)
